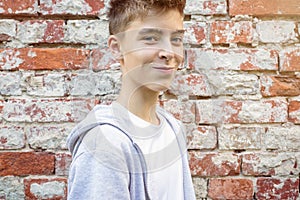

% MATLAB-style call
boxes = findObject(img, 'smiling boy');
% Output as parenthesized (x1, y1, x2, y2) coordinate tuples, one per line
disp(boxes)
(67, 0, 196, 199)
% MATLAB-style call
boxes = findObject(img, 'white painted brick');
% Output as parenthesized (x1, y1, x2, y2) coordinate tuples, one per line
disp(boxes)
(0, 20, 17, 39)
(185, 124, 217, 150)
(204, 70, 260, 96)
(184, 0, 227, 15)
(192, 177, 208, 199)
(65, 20, 108, 44)
(0, 72, 22, 95)
(30, 181, 66, 199)
(17, 21, 48, 43)
(0, 125, 25, 149)
(0, 177, 24, 200)
(256, 21, 298, 43)
(27, 124, 73, 150)
(218, 125, 264, 150)
(264, 125, 300, 151)
(24, 73, 67, 97)
(69, 72, 121, 96)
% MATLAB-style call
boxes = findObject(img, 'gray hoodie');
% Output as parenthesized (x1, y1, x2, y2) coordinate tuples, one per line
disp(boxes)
(67, 102, 196, 200)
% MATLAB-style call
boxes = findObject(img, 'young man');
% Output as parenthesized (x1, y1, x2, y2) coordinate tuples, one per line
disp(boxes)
(67, 0, 196, 199)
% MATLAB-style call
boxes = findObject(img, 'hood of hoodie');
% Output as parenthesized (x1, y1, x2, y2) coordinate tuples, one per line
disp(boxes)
(67, 102, 181, 156)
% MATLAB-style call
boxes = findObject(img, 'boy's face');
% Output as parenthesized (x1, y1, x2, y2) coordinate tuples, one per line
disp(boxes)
(113, 9, 184, 92)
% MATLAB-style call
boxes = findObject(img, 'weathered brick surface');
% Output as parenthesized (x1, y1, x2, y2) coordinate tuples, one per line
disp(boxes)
(256, 178, 299, 200)
(242, 153, 299, 176)
(196, 99, 288, 124)
(229, 0, 300, 16)
(289, 100, 300, 123)
(3, 98, 95, 122)
(280, 48, 300, 72)
(256, 21, 297, 43)
(0, 20, 17, 42)
(189, 151, 240, 176)
(0, 152, 54, 176)
(208, 178, 253, 200)
(169, 72, 212, 97)
(185, 124, 217, 150)
(0, 176, 24, 199)
(0, 125, 25, 149)
(0, 0, 38, 16)
(0, 72, 22, 95)
(264, 125, 300, 151)
(163, 100, 196, 123)
(24, 178, 67, 200)
(218, 125, 264, 150)
(69, 72, 121, 96)
(91, 48, 117, 71)
(27, 124, 73, 150)
(184, 22, 206, 45)
(188, 48, 278, 71)
(55, 153, 72, 176)
(0, 0, 299, 198)
(0, 48, 90, 70)
(210, 21, 253, 44)
(39, 0, 105, 16)
(192, 177, 208, 199)
(261, 75, 300, 97)
(24, 72, 68, 97)
(185, 0, 227, 15)
(65, 20, 108, 44)
(17, 20, 65, 44)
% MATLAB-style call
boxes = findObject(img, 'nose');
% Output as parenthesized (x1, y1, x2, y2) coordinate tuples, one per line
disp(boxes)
(158, 41, 175, 61)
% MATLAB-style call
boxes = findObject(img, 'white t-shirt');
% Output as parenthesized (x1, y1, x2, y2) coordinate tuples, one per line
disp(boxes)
(127, 108, 184, 200)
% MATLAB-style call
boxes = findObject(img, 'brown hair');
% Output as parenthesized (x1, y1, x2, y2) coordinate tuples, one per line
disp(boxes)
(107, 0, 186, 35)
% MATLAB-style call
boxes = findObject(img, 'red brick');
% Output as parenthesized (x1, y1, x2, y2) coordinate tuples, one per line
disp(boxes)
(19, 48, 90, 70)
(3, 98, 95, 122)
(208, 178, 253, 200)
(210, 21, 253, 44)
(187, 48, 278, 71)
(91, 48, 117, 71)
(39, 0, 105, 16)
(55, 153, 72, 176)
(17, 20, 65, 43)
(169, 73, 212, 97)
(24, 178, 67, 200)
(0, 152, 54, 176)
(229, 0, 300, 16)
(0, 48, 90, 70)
(0, 0, 38, 16)
(256, 178, 299, 200)
(280, 48, 300, 72)
(189, 151, 240, 176)
(289, 100, 300, 123)
(242, 153, 298, 176)
(261, 75, 300, 97)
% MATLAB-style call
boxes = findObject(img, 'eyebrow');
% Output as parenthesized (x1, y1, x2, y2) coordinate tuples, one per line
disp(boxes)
(138, 28, 185, 35)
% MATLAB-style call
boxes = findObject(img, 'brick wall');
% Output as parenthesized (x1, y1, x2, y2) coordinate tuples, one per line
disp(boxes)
(0, 0, 299, 199)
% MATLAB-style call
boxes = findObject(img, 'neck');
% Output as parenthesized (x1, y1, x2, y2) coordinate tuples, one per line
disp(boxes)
(117, 84, 160, 125)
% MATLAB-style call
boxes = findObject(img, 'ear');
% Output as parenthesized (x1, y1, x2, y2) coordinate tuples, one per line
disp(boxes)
(108, 35, 123, 60)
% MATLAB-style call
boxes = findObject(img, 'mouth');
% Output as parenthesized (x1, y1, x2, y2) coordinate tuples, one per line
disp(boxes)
(151, 65, 176, 73)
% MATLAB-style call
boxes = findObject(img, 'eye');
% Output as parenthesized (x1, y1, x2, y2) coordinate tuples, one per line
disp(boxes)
(141, 35, 160, 44)
(171, 37, 183, 45)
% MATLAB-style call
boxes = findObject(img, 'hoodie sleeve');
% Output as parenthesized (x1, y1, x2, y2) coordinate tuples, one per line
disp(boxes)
(67, 126, 131, 200)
